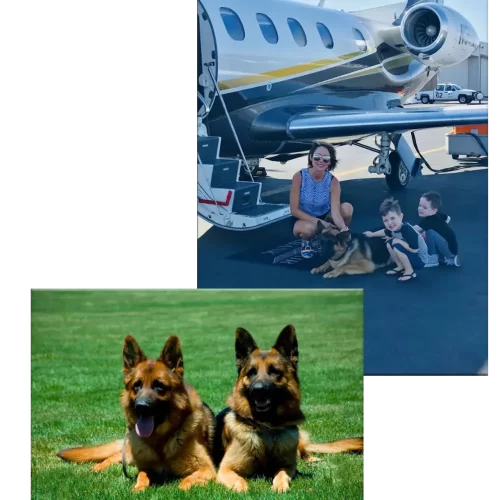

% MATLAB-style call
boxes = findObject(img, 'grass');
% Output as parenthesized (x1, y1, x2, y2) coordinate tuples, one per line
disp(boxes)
(31, 290, 363, 499)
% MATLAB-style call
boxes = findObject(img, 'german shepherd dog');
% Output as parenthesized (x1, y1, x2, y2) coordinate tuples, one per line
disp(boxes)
(57, 335, 216, 492)
(312, 220, 391, 278)
(214, 325, 363, 493)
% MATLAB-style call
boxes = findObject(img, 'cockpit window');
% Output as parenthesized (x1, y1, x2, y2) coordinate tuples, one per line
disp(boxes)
(220, 7, 245, 41)
(257, 13, 278, 44)
(316, 22, 334, 49)
(287, 18, 307, 47)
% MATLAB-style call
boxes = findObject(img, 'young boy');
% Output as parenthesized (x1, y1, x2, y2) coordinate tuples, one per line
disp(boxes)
(413, 191, 460, 268)
(364, 198, 428, 282)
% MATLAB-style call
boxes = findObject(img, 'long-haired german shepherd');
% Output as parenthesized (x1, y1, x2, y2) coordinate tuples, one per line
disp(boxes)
(312, 220, 391, 278)
(214, 325, 363, 493)
(57, 335, 216, 492)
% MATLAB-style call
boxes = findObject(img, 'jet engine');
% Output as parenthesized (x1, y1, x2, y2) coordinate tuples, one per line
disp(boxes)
(400, 3, 479, 68)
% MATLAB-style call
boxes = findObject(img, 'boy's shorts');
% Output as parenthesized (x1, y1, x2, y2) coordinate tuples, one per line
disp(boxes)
(389, 241, 424, 270)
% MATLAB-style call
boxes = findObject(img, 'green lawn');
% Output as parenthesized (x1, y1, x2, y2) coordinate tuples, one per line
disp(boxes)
(32, 290, 363, 499)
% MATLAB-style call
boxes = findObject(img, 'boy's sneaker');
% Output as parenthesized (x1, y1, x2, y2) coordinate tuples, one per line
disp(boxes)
(301, 241, 313, 259)
(445, 255, 460, 267)
(424, 254, 439, 268)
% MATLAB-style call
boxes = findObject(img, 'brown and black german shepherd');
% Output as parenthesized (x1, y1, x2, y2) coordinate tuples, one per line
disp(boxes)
(312, 220, 391, 278)
(214, 325, 363, 493)
(57, 335, 216, 492)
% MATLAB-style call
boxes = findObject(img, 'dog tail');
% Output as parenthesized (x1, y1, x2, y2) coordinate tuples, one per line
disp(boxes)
(57, 439, 124, 463)
(298, 431, 363, 458)
(306, 438, 363, 454)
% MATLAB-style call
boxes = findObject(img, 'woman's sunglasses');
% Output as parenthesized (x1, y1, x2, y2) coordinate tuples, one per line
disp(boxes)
(312, 153, 331, 163)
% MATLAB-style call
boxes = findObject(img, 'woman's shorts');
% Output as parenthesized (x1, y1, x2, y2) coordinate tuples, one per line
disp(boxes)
(289, 211, 331, 234)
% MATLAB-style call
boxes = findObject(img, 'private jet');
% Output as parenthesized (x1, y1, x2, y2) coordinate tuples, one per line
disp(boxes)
(197, 0, 487, 230)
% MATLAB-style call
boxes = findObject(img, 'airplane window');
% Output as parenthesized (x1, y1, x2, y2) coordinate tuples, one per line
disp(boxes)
(316, 22, 334, 49)
(287, 18, 307, 47)
(352, 28, 367, 52)
(257, 13, 278, 44)
(220, 7, 245, 41)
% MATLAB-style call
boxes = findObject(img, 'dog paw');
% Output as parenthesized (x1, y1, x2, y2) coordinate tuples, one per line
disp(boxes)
(311, 268, 319, 274)
(178, 477, 195, 491)
(92, 462, 108, 472)
(272, 472, 291, 493)
(218, 476, 249, 493)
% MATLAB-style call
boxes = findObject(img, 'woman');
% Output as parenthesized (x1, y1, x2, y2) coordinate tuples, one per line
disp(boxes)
(289, 141, 353, 258)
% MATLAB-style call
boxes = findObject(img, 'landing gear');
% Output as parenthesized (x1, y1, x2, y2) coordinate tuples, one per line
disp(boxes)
(239, 158, 267, 179)
(385, 151, 410, 191)
(364, 132, 419, 191)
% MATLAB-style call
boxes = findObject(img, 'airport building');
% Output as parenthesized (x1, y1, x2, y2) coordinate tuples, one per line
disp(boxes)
(438, 43, 488, 96)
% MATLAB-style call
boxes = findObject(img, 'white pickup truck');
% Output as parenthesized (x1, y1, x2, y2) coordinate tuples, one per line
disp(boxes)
(415, 83, 484, 104)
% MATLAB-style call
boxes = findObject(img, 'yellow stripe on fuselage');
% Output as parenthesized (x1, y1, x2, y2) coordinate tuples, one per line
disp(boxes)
(218, 50, 372, 91)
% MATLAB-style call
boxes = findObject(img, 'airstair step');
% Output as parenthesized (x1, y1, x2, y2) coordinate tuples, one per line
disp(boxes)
(209, 159, 240, 187)
(198, 136, 220, 162)
(226, 182, 260, 213)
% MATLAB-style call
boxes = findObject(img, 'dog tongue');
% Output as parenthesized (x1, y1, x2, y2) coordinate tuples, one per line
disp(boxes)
(135, 416, 154, 437)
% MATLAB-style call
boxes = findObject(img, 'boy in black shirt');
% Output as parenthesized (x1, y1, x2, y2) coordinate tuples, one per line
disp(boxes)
(413, 191, 460, 268)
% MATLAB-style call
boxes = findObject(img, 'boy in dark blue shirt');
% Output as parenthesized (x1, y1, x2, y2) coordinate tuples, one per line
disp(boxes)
(364, 198, 429, 282)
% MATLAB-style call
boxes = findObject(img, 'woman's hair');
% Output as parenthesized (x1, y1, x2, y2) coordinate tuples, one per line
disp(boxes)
(307, 141, 338, 172)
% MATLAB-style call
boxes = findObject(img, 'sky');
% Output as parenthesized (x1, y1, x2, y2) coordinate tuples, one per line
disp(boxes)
(293, 0, 488, 41)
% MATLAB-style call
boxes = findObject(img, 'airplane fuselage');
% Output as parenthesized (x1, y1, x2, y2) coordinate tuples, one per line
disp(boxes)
(198, 0, 437, 157)
(198, 0, 480, 160)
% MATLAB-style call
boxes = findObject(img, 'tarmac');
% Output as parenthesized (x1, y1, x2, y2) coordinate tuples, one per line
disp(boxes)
(198, 103, 488, 375)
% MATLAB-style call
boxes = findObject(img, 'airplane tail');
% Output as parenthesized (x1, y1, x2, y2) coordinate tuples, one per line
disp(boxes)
(57, 439, 124, 463)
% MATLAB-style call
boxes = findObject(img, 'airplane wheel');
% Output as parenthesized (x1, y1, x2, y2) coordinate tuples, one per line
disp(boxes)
(385, 152, 410, 191)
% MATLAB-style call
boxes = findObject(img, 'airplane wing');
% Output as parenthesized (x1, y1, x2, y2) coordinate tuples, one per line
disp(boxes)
(252, 106, 488, 141)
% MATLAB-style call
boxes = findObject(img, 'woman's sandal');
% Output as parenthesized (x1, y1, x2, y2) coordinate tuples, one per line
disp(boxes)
(386, 268, 404, 276)
(398, 272, 417, 282)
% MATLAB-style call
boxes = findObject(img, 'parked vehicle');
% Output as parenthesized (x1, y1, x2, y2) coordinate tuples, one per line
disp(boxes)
(415, 83, 484, 104)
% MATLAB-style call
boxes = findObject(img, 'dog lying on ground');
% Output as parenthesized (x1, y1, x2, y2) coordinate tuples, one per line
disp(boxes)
(57, 335, 216, 492)
(312, 221, 391, 278)
(214, 325, 363, 493)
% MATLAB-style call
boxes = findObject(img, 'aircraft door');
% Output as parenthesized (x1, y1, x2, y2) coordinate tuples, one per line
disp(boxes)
(198, 1, 217, 117)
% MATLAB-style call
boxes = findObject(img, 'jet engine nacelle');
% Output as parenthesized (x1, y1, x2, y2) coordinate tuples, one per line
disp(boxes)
(400, 3, 479, 68)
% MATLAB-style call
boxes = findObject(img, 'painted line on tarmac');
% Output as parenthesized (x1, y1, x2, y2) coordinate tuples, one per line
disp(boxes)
(261, 146, 446, 198)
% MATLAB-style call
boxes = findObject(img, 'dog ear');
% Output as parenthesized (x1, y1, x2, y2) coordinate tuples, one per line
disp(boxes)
(159, 336, 184, 377)
(339, 229, 351, 242)
(316, 220, 326, 235)
(272, 325, 299, 370)
(235, 327, 258, 374)
(123, 335, 147, 374)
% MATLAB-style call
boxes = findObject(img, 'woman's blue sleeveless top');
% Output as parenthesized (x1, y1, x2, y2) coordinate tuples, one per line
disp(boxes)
(299, 168, 333, 217)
